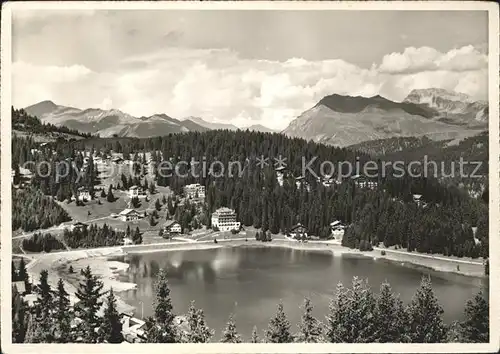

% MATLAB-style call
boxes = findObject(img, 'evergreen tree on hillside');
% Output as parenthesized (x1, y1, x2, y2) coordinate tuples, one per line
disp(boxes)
(296, 297, 323, 343)
(146, 269, 177, 343)
(185, 301, 214, 343)
(220, 314, 242, 343)
(75, 266, 106, 343)
(11, 260, 18, 281)
(12, 286, 28, 343)
(459, 290, 489, 343)
(326, 282, 350, 342)
(107, 185, 115, 202)
(348, 277, 377, 343)
(100, 288, 124, 343)
(295, 298, 323, 343)
(18, 258, 30, 293)
(265, 302, 294, 343)
(373, 282, 409, 343)
(406, 276, 447, 343)
(54, 278, 74, 343)
(24, 313, 44, 343)
(32, 269, 56, 342)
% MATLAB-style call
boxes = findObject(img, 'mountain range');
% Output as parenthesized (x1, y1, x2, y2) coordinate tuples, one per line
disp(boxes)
(282, 88, 488, 147)
(23, 101, 277, 138)
(24, 88, 487, 145)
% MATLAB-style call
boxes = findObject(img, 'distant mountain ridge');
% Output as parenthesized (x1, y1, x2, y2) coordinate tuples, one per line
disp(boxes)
(23, 102, 271, 138)
(283, 89, 488, 147)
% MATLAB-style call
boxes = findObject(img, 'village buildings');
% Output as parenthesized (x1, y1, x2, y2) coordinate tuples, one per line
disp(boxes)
(163, 220, 182, 235)
(119, 209, 141, 222)
(288, 223, 308, 240)
(184, 183, 206, 199)
(211, 207, 241, 232)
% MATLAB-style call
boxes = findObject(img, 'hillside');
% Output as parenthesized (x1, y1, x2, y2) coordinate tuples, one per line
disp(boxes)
(283, 90, 487, 147)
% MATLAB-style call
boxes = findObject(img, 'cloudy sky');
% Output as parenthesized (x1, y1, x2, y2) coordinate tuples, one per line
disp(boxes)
(12, 9, 488, 130)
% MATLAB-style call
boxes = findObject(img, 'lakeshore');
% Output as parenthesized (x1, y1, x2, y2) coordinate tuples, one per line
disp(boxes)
(18, 236, 485, 317)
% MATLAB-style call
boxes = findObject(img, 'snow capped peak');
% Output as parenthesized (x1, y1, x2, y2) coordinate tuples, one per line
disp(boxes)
(404, 88, 473, 105)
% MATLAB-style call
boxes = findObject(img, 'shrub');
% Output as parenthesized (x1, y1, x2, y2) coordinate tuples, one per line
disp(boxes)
(381, 250, 386, 256)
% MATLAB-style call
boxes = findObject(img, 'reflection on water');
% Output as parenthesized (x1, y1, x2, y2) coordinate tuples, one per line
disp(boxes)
(112, 246, 484, 341)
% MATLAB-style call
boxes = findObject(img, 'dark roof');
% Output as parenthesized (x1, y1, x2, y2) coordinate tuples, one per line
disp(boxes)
(290, 223, 307, 231)
(163, 220, 180, 228)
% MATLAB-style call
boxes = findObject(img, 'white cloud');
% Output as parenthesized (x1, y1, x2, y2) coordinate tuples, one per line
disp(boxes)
(378, 45, 487, 74)
(13, 45, 488, 131)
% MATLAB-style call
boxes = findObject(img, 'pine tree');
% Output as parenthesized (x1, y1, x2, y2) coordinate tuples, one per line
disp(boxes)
(155, 199, 161, 211)
(12, 260, 18, 281)
(146, 269, 177, 343)
(220, 314, 242, 343)
(12, 286, 28, 343)
(75, 266, 106, 343)
(251, 326, 259, 343)
(265, 302, 294, 343)
(54, 278, 74, 343)
(185, 301, 214, 343)
(373, 282, 409, 343)
(100, 288, 124, 343)
(107, 185, 114, 202)
(325, 282, 350, 342)
(406, 276, 447, 343)
(24, 313, 43, 343)
(18, 258, 30, 292)
(32, 269, 56, 342)
(296, 297, 323, 343)
(132, 227, 142, 244)
(459, 290, 489, 343)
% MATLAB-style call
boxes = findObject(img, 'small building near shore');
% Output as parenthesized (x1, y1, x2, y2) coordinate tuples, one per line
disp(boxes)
(288, 223, 308, 240)
(119, 209, 140, 222)
(163, 220, 182, 234)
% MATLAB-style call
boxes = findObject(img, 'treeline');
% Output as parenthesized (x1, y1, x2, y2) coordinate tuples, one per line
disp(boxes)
(12, 267, 124, 343)
(342, 189, 488, 258)
(22, 130, 489, 258)
(12, 186, 71, 231)
(22, 233, 66, 253)
(12, 266, 489, 344)
(13, 135, 99, 203)
(63, 223, 126, 249)
(12, 107, 92, 138)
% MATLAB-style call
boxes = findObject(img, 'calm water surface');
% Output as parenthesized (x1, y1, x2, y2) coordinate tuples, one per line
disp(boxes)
(112, 246, 484, 340)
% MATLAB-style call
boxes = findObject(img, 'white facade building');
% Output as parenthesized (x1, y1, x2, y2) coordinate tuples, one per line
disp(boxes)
(211, 207, 240, 232)
(184, 183, 205, 199)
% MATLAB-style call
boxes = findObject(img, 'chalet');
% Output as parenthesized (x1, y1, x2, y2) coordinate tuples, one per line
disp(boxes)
(163, 220, 182, 234)
(184, 183, 206, 199)
(295, 176, 310, 191)
(275, 166, 287, 187)
(77, 186, 92, 201)
(352, 174, 378, 189)
(330, 221, 345, 241)
(71, 221, 88, 232)
(211, 207, 240, 231)
(12, 281, 26, 295)
(119, 209, 140, 222)
(412, 194, 426, 207)
(129, 185, 140, 198)
(122, 237, 134, 246)
(330, 220, 345, 231)
(288, 223, 308, 240)
(112, 156, 123, 164)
